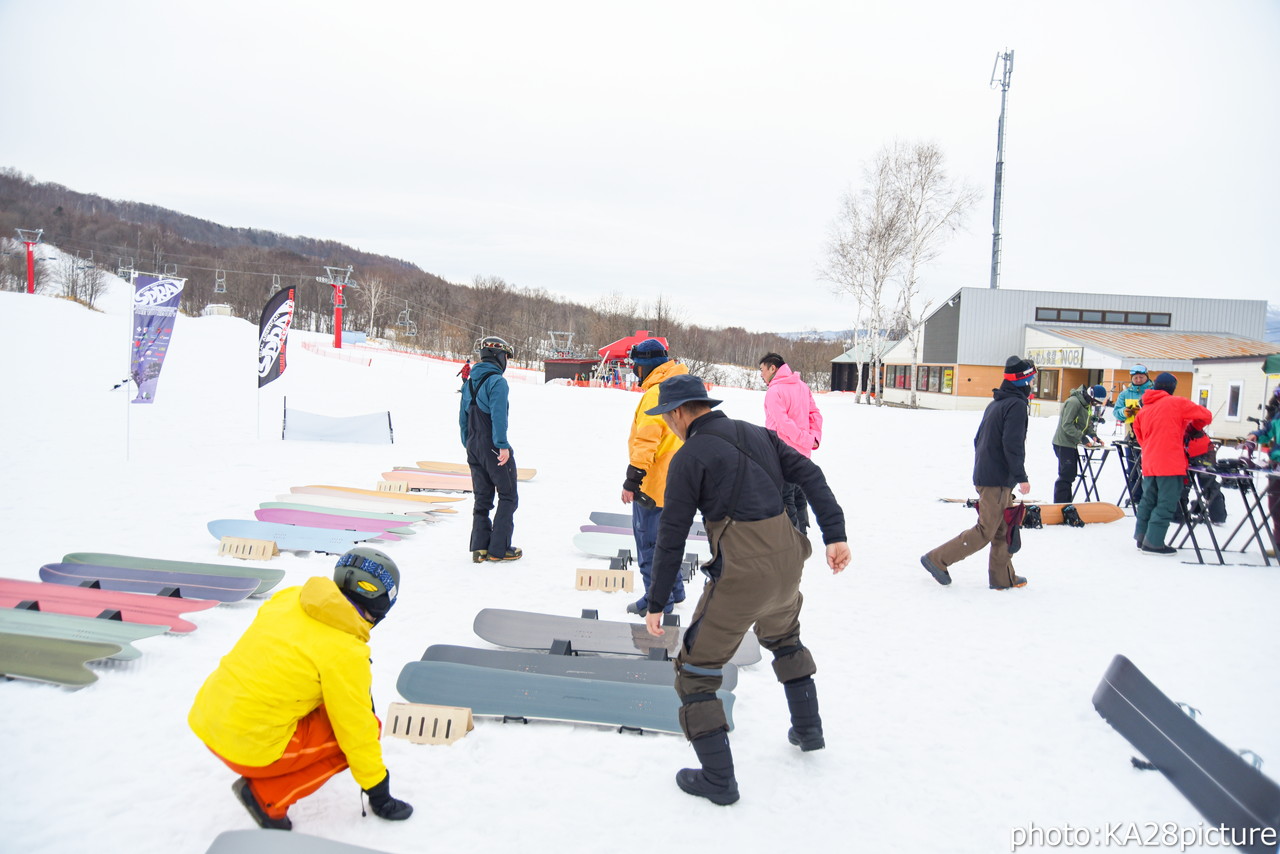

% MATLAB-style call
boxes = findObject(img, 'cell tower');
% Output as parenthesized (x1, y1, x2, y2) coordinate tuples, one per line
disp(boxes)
(989, 49, 1014, 289)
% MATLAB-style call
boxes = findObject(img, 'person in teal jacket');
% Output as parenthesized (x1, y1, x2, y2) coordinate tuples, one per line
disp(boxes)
(1249, 385, 1280, 556)
(1113, 365, 1154, 505)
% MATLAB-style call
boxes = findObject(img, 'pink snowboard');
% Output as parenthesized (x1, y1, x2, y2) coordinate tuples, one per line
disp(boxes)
(255, 508, 406, 539)
(0, 577, 218, 633)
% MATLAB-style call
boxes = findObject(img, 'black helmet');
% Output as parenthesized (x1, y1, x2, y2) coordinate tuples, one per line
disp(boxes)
(333, 546, 400, 625)
(476, 336, 514, 357)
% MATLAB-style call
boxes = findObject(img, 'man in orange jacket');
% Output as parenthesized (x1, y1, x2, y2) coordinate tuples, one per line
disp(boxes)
(1133, 373, 1212, 555)
(189, 547, 413, 830)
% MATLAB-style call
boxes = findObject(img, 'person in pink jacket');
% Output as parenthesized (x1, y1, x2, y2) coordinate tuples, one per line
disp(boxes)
(760, 353, 824, 533)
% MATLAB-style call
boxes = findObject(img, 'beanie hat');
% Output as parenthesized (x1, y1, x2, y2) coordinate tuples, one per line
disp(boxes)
(1088, 384, 1108, 402)
(1003, 356, 1036, 385)
(629, 338, 670, 369)
(1153, 372, 1177, 393)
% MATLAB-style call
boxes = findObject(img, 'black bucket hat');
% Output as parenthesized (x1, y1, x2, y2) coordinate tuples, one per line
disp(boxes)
(644, 374, 723, 416)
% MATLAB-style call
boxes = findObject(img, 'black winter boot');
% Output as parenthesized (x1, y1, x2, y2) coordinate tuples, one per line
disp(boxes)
(784, 677, 825, 751)
(675, 732, 740, 805)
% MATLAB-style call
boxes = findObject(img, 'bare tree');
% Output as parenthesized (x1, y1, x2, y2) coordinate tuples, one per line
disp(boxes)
(360, 275, 391, 337)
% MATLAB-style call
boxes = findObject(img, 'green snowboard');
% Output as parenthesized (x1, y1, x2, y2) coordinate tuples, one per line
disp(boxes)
(62, 552, 285, 596)
(0, 631, 122, 687)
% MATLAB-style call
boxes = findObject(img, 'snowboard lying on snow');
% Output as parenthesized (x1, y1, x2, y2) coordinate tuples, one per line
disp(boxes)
(0, 631, 122, 687)
(941, 498, 1125, 525)
(63, 552, 285, 596)
(205, 829, 394, 854)
(0, 578, 217, 633)
(414, 460, 537, 481)
(416, 642, 738, 690)
(0, 608, 166, 661)
(206, 520, 383, 554)
(396, 659, 734, 734)
(1092, 654, 1280, 854)
(590, 511, 706, 537)
(472, 608, 761, 666)
(574, 531, 711, 561)
(39, 562, 259, 603)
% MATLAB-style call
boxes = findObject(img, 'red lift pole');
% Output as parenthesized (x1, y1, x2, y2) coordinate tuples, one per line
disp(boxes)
(316, 265, 356, 349)
(15, 228, 42, 294)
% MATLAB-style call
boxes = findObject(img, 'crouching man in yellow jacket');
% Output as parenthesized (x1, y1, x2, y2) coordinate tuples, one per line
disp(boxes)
(189, 547, 413, 830)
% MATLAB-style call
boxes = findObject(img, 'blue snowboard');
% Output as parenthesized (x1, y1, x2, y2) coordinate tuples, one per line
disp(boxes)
(396, 659, 734, 734)
(206, 520, 377, 554)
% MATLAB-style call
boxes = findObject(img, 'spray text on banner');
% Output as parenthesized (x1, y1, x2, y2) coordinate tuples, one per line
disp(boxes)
(130, 274, 186, 404)
(258, 286, 295, 387)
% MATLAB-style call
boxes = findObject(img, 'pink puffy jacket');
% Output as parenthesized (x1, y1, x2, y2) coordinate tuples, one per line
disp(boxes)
(764, 364, 823, 458)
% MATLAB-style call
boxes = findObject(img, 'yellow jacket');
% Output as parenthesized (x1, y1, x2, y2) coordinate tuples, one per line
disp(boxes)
(628, 360, 689, 506)
(188, 577, 387, 789)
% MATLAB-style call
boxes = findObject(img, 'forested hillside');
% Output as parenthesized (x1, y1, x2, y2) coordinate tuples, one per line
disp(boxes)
(0, 169, 846, 387)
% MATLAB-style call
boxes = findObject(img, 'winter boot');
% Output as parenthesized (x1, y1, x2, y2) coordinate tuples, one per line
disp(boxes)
(471, 550, 488, 563)
(486, 547, 523, 562)
(675, 732, 740, 805)
(784, 677, 825, 751)
(231, 777, 292, 831)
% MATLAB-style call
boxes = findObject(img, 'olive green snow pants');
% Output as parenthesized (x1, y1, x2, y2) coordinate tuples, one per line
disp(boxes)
(926, 485, 1018, 588)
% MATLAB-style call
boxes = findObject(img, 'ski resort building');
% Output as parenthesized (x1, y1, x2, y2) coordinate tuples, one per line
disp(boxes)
(877, 288, 1277, 438)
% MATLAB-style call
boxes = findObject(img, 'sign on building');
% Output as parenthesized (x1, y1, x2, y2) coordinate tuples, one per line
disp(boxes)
(1027, 347, 1084, 368)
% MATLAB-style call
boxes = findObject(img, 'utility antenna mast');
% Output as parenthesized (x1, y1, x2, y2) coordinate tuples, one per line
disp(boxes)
(988, 49, 1014, 289)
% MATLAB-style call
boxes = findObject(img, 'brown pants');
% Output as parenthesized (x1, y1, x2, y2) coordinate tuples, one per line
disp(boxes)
(674, 513, 816, 740)
(927, 486, 1017, 588)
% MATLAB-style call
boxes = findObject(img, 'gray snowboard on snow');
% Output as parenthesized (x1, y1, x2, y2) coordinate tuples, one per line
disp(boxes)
(396, 659, 734, 734)
(472, 608, 761, 666)
(205, 829, 393, 854)
(419, 643, 738, 690)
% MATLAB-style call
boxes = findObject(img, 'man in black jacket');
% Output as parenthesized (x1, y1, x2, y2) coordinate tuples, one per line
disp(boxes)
(920, 356, 1034, 590)
(641, 374, 851, 806)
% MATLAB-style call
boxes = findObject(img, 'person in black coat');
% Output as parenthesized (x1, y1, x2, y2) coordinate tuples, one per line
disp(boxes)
(920, 356, 1034, 590)
(640, 374, 851, 806)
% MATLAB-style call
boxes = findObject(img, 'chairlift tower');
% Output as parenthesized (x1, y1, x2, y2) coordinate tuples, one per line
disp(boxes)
(989, 49, 1014, 289)
(15, 228, 42, 294)
(316, 265, 357, 348)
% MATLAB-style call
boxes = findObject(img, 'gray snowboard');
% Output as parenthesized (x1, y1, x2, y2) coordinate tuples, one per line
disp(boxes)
(205, 829, 393, 854)
(0, 631, 122, 687)
(420, 643, 738, 690)
(472, 608, 762, 666)
(62, 552, 285, 596)
(396, 659, 734, 734)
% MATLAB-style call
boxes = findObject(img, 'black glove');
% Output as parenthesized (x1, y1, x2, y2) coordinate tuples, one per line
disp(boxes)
(622, 465, 646, 495)
(363, 772, 413, 821)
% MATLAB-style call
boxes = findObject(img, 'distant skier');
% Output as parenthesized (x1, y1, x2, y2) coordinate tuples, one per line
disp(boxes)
(759, 352, 824, 533)
(188, 547, 413, 831)
(455, 358, 472, 393)
(460, 337, 521, 562)
(920, 356, 1035, 590)
(621, 337, 687, 615)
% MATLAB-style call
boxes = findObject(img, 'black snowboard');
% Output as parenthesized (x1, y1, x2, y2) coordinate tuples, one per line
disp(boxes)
(1092, 654, 1280, 854)
(421, 643, 738, 690)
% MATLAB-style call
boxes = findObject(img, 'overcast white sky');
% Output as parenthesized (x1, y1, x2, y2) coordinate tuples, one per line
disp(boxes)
(2, 0, 1277, 333)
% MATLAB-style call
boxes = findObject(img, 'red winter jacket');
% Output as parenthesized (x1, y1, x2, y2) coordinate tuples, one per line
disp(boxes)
(1133, 390, 1212, 476)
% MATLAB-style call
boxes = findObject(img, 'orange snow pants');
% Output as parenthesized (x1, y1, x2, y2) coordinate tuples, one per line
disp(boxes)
(211, 705, 350, 819)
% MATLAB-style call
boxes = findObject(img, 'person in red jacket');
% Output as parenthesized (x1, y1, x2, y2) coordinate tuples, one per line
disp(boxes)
(1132, 373, 1212, 555)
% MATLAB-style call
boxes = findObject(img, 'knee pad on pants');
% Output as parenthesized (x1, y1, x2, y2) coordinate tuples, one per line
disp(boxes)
(678, 697, 728, 741)
(771, 644, 816, 684)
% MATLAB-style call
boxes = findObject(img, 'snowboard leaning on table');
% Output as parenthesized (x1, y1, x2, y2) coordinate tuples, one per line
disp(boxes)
(417, 643, 738, 690)
(941, 499, 1125, 525)
(413, 460, 537, 481)
(590, 511, 706, 537)
(1092, 654, 1280, 854)
(574, 531, 712, 562)
(473, 608, 761, 666)
(62, 552, 285, 597)
(396, 659, 735, 734)
(0, 608, 167, 661)
(0, 631, 122, 687)
(38, 563, 260, 603)
(206, 520, 381, 554)
(0, 578, 217, 633)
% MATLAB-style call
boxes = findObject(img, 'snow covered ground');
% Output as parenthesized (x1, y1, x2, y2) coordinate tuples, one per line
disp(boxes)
(1, 278, 1277, 854)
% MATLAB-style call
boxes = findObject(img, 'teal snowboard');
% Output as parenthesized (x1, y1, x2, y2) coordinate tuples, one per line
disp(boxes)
(396, 659, 734, 734)
(0, 609, 167, 661)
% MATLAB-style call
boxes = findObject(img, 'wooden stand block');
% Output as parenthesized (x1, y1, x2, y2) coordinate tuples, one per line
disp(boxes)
(218, 537, 279, 561)
(386, 701, 473, 745)
(377, 480, 408, 493)
(575, 567, 634, 593)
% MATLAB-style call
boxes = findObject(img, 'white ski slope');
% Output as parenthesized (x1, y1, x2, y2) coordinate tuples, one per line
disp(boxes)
(1, 279, 1277, 854)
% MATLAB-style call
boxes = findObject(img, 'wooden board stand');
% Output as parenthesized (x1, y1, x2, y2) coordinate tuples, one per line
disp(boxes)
(377, 480, 409, 493)
(218, 537, 279, 561)
(575, 567, 634, 593)
(386, 701, 473, 745)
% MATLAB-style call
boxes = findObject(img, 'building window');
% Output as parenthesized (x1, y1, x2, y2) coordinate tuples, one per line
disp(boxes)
(1034, 307, 1173, 327)
(1226, 382, 1243, 421)
(902, 365, 953, 394)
